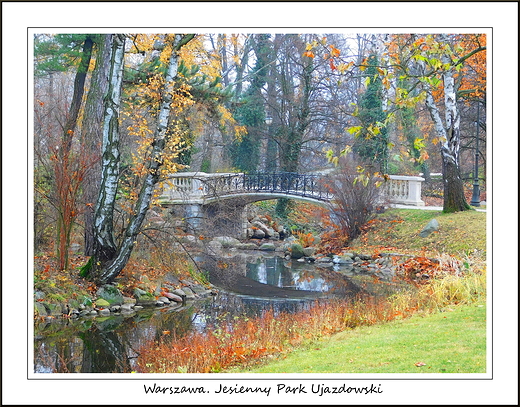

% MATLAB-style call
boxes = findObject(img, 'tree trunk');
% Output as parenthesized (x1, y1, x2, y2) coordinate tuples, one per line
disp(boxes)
(81, 34, 113, 256)
(425, 73, 470, 213)
(60, 36, 94, 159)
(92, 34, 126, 270)
(94, 34, 195, 285)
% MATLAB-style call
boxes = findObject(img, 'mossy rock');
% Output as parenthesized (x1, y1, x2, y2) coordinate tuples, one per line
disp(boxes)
(259, 243, 276, 251)
(34, 302, 48, 317)
(290, 243, 305, 259)
(135, 291, 156, 307)
(96, 284, 124, 306)
(95, 298, 110, 308)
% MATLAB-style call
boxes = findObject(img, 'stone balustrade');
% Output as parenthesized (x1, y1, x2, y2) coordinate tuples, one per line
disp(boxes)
(159, 172, 425, 207)
(383, 175, 425, 206)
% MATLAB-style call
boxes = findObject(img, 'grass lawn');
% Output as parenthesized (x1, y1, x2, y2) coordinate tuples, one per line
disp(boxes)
(348, 208, 487, 258)
(237, 302, 486, 374)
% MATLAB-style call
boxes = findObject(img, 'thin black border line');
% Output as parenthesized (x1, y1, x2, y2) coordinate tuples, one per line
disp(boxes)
(28, 28, 493, 381)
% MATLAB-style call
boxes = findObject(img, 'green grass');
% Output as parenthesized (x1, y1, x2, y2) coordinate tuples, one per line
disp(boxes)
(237, 302, 486, 374)
(348, 208, 487, 258)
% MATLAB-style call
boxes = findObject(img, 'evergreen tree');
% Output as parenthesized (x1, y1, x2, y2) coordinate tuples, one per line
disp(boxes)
(353, 54, 389, 172)
(230, 34, 271, 173)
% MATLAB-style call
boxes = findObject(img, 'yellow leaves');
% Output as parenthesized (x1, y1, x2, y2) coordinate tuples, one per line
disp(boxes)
(234, 125, 248, 140)
(329, 44, 340, 58)
(306, 40, 318, 50)
(337, 61, 354, 73)
(346, 125, 362, 138)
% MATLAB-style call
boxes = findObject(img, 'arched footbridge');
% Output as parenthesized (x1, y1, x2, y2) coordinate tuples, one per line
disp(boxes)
(158, 172, 425, 238)
(158, 171, 425, 207)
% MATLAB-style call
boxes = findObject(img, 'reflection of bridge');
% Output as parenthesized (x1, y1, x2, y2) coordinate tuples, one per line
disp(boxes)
(158, 172, 424, 237)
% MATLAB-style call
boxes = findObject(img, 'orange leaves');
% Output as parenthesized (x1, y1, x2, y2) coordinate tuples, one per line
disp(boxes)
(329, 44, 340, 58)
(396, 256, 441, 285)
(295, 231, 315, 248)
(303, 50, 315, 59)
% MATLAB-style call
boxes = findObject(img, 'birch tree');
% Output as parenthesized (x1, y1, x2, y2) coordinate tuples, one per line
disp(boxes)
(402, 34, 486, 212)
(338, 33, 486, 213)
(85, 34, 196, 284)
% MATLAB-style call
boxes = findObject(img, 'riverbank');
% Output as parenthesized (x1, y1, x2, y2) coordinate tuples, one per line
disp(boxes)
(33, 206, 487, 374)
(229, 301, 486, 373)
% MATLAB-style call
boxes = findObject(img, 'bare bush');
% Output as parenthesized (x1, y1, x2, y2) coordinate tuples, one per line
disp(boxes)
(324, 160, 385, 243)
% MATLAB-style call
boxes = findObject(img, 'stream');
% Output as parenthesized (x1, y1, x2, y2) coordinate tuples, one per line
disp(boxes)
(34, 251, 410, 373)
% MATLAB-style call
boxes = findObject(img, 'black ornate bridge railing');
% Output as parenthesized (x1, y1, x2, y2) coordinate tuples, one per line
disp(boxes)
(203, 172, 334, 201)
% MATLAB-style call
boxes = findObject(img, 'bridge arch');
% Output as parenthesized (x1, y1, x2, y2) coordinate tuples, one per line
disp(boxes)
(158, 171, 425, 238)
(200, 192, 330, 207)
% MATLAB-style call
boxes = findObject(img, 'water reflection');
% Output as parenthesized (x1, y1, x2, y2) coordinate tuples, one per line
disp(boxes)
(34, 252, 407, 373)
(246, 256, 333, 292)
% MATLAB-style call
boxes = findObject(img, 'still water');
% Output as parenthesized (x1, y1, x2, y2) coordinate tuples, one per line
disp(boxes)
(34, 252, 405, 373)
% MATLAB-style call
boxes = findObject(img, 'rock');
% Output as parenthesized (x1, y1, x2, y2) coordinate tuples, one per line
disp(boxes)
(236, 242, 258, 250)
(98, 308, 111, 316)
(123, 296, 136, 305)
(172, 289, 187, 299)
(134, 291, 156, 307)
(34, 291, 46, 300)
(181, 286, 197, 299)
(357, 253, 372, 261)
(34, 303, 48, 317)
(252, 221, 271, 237)
(213, 236, 241, 248)
(252, 228, 266, 239)
(121, 303, 134, 311)
(95, 298, 110, 308)
(190, 285, 210, 296)
(110, 305, 121, 312)
(158, 296, 171, 304)
(419, 218, 439, 237)
(259, 243, 276, 251)
(162, 292, 184, 302)
(97, 284, 124, 306)
(133, 287, 147, 297)
(333, 255, 354, 265)
(316, 257, 332, 263)
(302, 247, 316, 257)
(289, 243, 305, 259)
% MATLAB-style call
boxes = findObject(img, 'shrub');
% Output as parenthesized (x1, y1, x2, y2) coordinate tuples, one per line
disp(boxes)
(322, 159, 383, 245)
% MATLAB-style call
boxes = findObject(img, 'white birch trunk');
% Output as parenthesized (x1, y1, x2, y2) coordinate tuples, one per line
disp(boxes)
(424, 54, 469, 212)
(98, 34, 195, 284)
(92, 34, 125, 263)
